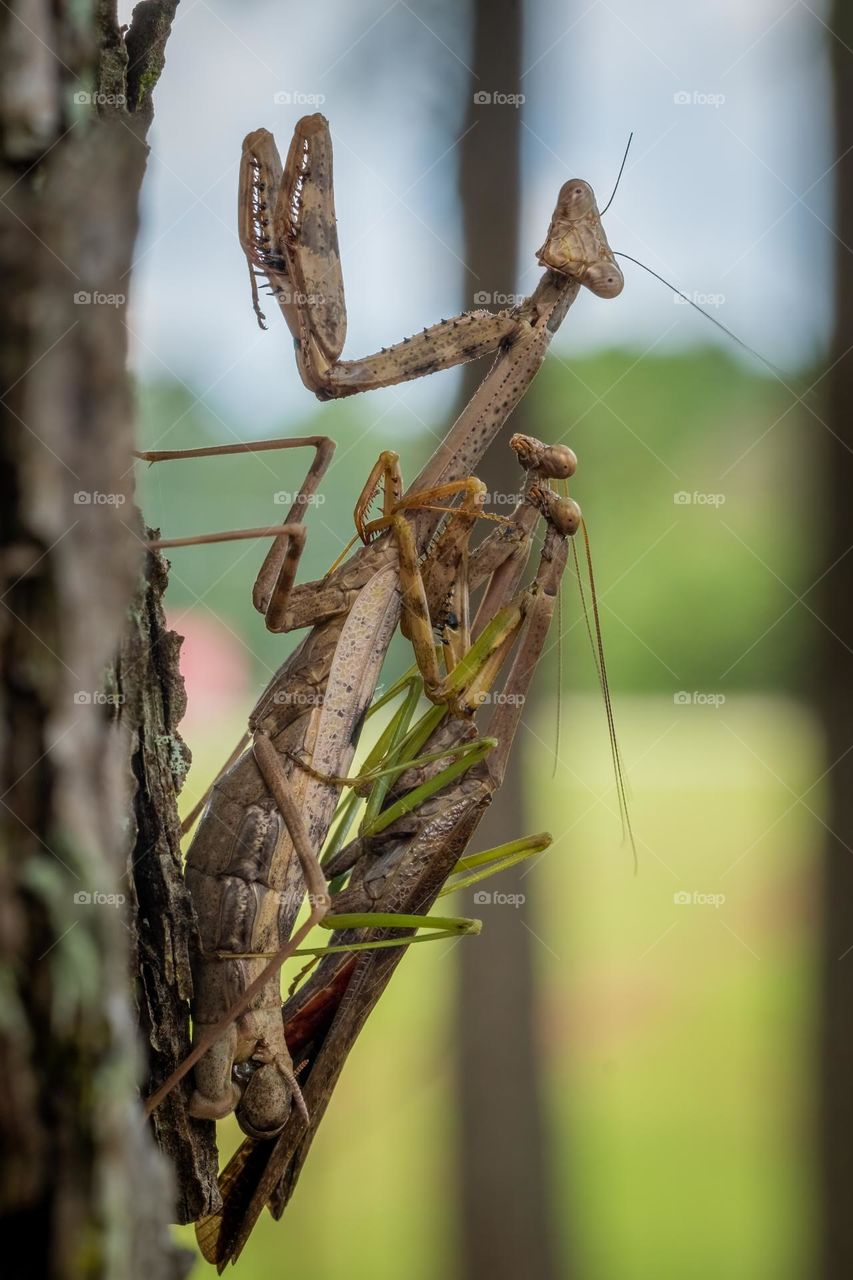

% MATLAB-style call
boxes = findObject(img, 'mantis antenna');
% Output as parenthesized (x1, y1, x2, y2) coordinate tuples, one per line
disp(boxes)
(572, 520, 638, 872)
(603, 142, 794, 387)
(614, 251, 789, 383)
(553, 566, 564, 779)
(600, 131, 634, 216)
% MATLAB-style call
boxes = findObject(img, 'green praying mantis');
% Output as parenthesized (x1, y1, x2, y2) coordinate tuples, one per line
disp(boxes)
(138, 111, 636, 1262)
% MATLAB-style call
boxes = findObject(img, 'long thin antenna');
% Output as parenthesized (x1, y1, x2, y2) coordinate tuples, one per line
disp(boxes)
(615, 251, 788, 382)
(576, 520, 638, 873)
(600, 132, 634, 216)
(551, 477, 572, 779)
(553, 572, 564, 779)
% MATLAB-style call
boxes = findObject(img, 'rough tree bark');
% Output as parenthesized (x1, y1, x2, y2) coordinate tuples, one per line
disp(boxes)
(819, 4, 853, 1277)
(118, 543, 218, 1225)
(453, 3, 562, 1277)
(0, 4, 205, 1276)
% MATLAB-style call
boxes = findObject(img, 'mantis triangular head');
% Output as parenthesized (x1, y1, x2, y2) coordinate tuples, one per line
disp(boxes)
(536, 179, 624, 298)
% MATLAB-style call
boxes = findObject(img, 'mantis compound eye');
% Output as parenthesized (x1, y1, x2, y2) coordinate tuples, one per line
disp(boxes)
(528, 486, 582, 537)
(557, 179, 595, 216)
(552, 496, 582, 537)
(236, 1061, 293, 1139)
(539, 444, 577, 479)
(583, 259, 624, 299)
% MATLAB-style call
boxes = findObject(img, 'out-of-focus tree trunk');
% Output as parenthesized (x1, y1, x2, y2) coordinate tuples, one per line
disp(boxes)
(0, 4, 192, 1276)
(453, 3, 562, 1278)
(819, 4, 853, 1276)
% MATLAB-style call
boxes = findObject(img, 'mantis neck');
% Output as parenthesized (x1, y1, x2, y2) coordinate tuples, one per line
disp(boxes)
(410, 271, 580, 547)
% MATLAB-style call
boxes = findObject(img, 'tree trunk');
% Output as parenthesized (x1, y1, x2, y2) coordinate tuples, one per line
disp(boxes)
(0, 5, 194, 1275)
(118, 541, 219, 1225)
(453, 3, 561, 1278)
(819, 4, 853, 1276)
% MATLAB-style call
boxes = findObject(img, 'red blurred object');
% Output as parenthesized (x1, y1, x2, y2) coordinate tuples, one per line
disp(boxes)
(166, 608, 250, 731)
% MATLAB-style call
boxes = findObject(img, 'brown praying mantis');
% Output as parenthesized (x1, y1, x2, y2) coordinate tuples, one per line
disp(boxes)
(139, 109, 631, 1255)
(195, 438, 586, 1268)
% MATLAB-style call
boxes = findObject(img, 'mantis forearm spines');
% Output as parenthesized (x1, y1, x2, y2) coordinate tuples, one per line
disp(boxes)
(239, 115, 617, 445)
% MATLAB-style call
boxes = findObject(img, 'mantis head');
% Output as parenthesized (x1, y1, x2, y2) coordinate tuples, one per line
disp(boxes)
(537, 180, 624, 299)
(510, 432, 576, 480)
(528, 484, 582, 538)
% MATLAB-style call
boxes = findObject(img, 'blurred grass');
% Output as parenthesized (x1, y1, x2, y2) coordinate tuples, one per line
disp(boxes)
(176, 693, 819, 1278)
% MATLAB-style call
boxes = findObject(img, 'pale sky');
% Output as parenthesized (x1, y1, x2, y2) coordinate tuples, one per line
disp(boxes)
(122, 0, 833, 432)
